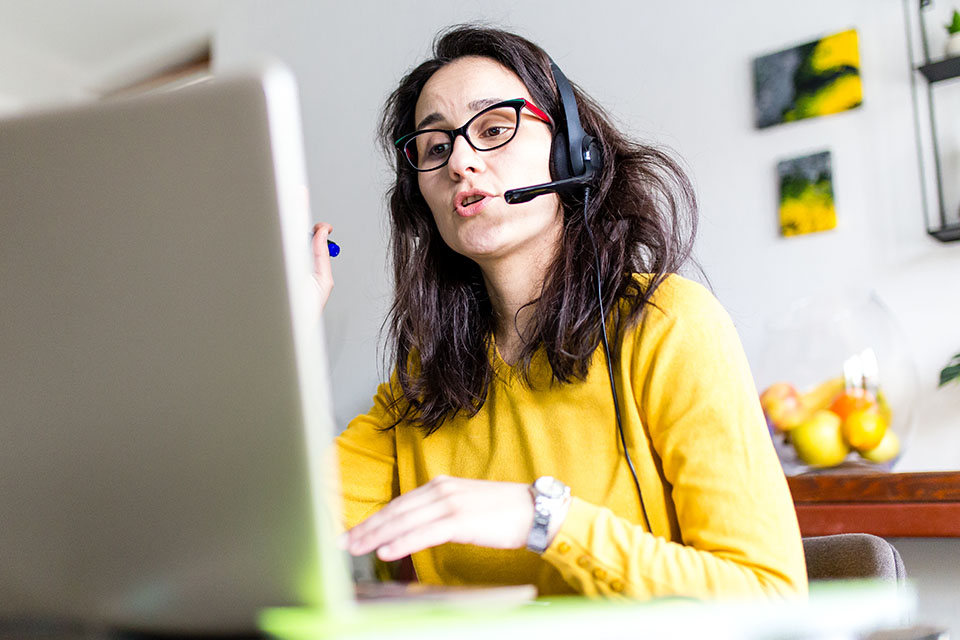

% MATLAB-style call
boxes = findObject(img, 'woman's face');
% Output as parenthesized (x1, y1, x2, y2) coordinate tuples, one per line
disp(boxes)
(413, 56, 561, 268)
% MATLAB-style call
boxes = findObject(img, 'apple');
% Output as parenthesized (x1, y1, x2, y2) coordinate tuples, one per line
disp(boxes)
(790, 409, 850, 468)
(860, 428, 901, 464)
(760, 382, 806, 432)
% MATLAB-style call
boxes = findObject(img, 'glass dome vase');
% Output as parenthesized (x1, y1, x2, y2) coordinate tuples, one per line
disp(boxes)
(756, 289, 918, 476)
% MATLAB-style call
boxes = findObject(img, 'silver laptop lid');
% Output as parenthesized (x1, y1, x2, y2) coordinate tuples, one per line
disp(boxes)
(0, 65, 349, 632)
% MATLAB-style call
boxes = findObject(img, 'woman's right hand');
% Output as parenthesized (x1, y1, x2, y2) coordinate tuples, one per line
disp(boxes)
(311, 222, 335, 313)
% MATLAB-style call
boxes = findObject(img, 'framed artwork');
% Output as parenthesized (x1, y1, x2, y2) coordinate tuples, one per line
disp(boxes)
(777, 151, 836, 237)
(754, 29, 862, 129)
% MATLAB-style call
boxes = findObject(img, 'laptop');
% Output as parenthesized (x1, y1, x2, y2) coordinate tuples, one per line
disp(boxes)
(0, 63, 918, 640)
(0, 64, 352, 633)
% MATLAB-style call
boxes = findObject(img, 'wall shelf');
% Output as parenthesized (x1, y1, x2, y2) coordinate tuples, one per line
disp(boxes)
(907, 0, 960, 242)
(929, 224, 960, 241)
(917, 55, 960, 83)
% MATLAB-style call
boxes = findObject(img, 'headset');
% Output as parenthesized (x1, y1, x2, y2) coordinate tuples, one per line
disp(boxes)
(505, 60, 651, 534)
(503, 61, 602, 205)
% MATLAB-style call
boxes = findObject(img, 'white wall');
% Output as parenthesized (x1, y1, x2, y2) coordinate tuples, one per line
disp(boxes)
(0, 1, 221, 112)
(215, 0, 960, 470)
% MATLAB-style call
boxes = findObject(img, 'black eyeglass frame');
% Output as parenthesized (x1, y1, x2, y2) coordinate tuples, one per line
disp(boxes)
(394, 98, 552, 172)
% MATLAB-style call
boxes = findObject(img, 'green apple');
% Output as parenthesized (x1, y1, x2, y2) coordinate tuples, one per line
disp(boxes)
(791, 409, 850, 467)
(860, 428, 901, 464)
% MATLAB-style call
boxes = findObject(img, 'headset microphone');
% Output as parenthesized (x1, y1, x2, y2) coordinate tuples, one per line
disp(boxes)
(503, 173, 593, 204)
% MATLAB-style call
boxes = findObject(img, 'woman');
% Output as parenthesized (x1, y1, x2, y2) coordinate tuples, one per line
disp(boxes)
(312, 25, 807, 599)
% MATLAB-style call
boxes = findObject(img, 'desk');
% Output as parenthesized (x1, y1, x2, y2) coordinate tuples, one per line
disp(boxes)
(787, 472, 960, 537)
(0, 585, 932, 640)
(260, 581, 917, 640)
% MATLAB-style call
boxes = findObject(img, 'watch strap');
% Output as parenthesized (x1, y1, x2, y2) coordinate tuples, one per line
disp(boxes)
(527, 500, 551, 553)
(526, 476, 569, 554)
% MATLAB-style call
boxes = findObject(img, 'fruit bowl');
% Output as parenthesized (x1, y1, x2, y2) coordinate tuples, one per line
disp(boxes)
(756, 289, 918, 475)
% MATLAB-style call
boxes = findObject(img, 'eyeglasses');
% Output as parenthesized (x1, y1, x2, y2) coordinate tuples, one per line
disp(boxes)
(394, 98, 552, 172)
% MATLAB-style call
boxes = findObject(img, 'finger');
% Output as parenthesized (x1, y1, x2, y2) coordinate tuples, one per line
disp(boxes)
(311, 222, 334, 309)
(346, 476, 458, 546)
(347, 496, 454, 557)
(312, 221, 333, 238)
(375, 515, 459, 562)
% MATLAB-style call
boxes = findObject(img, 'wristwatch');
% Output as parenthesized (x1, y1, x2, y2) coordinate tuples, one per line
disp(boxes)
(526, 476, 570, 554)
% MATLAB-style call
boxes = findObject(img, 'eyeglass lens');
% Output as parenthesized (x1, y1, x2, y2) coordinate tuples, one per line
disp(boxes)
(405, 103, 521, 171)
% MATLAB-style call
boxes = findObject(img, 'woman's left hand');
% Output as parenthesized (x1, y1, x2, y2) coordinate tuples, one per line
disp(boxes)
(342, 476, 535, 561)
(311, 222, 335, 313)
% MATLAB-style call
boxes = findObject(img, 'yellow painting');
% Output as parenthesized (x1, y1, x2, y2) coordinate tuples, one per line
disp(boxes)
(778, 151, 836, 237)
(754, 29, 862, 128)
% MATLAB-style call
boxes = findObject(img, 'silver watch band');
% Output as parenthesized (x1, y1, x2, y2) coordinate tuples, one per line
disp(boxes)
(526, 476, 569, 554)
(527, 500, 551, 553)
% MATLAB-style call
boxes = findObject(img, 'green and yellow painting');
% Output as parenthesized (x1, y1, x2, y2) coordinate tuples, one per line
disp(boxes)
(778, 151, 836, 237)
(754, 29, 862, 128)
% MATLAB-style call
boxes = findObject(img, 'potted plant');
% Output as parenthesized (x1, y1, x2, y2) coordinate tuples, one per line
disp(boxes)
(941, 352, 960, 387)
(947, 10, 960, 58)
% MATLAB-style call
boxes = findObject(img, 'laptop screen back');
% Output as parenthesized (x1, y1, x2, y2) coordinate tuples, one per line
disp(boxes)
(0, 66, 349, 632)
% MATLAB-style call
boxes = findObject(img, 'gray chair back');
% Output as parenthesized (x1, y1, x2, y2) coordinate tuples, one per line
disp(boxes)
(802, 533, 906, 583)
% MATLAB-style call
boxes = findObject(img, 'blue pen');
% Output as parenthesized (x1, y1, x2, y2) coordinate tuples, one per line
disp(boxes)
(311, 230, 341, 257)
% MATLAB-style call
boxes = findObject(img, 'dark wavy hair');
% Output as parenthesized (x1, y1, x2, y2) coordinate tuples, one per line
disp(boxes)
(378, 25, 697, 434)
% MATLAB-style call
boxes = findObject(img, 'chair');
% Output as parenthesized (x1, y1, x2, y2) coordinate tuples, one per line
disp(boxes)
(802, 533, 906, 583)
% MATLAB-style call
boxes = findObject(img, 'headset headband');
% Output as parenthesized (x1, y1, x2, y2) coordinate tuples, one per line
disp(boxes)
(550, 59, 588, 177)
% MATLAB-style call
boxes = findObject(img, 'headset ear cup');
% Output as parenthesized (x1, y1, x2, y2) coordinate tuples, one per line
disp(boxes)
(550, 130, 571, 181)
(584, 136, 603, 175)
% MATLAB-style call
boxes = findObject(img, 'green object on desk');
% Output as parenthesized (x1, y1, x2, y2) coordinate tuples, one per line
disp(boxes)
(259, 580, 915, 640)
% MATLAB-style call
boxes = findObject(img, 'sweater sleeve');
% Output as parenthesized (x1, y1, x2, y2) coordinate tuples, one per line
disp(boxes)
(334, 378, 402, 529)
(542, 278, 807, 599)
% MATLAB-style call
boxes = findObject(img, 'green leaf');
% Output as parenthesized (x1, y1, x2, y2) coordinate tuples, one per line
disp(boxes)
(940, 352, 960, 387)
(948, 10, 960, 35)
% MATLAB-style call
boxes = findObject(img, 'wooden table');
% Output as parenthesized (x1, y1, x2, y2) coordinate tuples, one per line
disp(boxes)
(787, 471, 960, 537)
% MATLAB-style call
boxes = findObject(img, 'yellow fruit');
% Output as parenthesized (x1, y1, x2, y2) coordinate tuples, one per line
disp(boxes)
(790, 409, 850, 468)
(799, 376, 845, 413)
(841, 408, 888, 452)
(860, 428, 901, 464)
(876, 389, 893, 424)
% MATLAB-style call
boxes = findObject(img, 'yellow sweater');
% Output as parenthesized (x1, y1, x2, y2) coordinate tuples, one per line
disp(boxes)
(335, 275, 807, 599)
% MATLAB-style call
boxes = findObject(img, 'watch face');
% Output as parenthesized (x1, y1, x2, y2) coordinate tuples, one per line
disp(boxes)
(535, 476, 565, 499)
